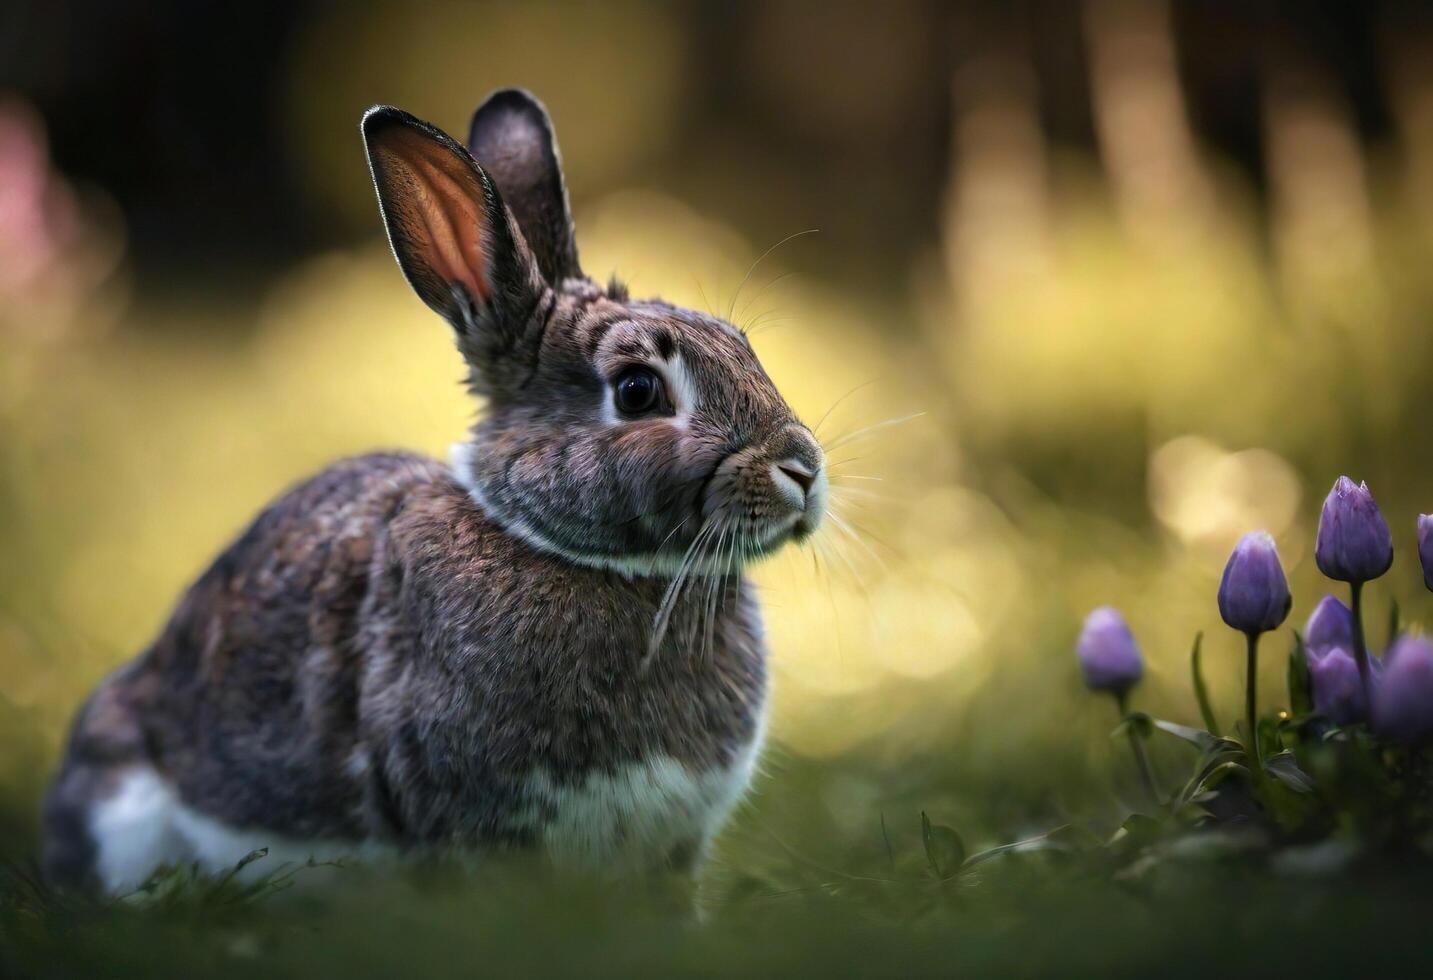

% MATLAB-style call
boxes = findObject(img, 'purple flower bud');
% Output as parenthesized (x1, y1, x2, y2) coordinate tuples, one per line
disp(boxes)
(1217, 532, 1292, 636)
(1309, 646, 1368, 725)
(1372, 635, 1433, 743)
(1419, 514, 1433, 593)
(1076, 607, 1143, 694)
(1304, 594, 1354, 662)
(1315, 476, 1393, 584)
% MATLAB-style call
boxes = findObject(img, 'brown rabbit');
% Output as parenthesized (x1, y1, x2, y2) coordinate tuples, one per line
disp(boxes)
(41, 89, 826, 894)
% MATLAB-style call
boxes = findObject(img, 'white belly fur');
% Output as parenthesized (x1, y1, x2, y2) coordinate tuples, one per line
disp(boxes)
(525, 732, 765, 873)
(88, 734, 764, 895)
(88, 766, 395, 895)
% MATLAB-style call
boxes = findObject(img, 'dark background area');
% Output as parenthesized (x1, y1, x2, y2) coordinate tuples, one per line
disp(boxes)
(4, 0, 1428, 304)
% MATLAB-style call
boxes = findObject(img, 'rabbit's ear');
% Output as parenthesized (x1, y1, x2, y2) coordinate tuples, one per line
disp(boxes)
(467, 89, 580, 285)
(362, 106, 544, 351)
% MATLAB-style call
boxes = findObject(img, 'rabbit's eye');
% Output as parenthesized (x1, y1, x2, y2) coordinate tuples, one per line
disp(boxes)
(613, 366, 664, 415)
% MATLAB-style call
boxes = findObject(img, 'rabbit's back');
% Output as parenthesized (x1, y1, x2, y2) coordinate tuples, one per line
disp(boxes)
(140, 453, 445, 835)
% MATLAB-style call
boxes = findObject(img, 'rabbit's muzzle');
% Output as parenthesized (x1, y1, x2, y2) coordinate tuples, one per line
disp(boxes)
(701, 424, 826, 551)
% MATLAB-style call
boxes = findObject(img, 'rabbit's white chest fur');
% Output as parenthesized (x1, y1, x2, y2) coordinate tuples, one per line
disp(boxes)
(518, 728, 766, 872)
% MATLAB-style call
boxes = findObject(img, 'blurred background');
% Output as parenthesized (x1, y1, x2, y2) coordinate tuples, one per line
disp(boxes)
(5, 0, 1433, 876)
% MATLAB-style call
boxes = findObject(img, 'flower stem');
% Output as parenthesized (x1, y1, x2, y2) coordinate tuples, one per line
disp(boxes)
(1116, 692, 1158, 805)
(1349, 579, 1373, 706)
(1245, 631, 1262, 769)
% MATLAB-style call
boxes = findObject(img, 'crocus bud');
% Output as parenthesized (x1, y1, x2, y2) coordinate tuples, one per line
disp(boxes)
(1305, 594, 1354, 660)
(1372, 635, 1433, 743)
(1419, 514, 1433, 593)
(1315, 477, 1393, 583)
(1309, 646, 1368, 725)
(1076, 607, 1143, 694)
(1218, 532, 1292, 635)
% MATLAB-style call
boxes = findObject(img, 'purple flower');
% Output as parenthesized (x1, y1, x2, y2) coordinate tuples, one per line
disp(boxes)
(1304, 594, 1354, 662)
(1217, 532, 1292, 636)
(1419, 514, 1433, 593)
(1076, 607, 1143, 694)
(1372, 635, 1433, 743)
(1315, 476, 1393, 584)
(1309, 646, 1369, 725)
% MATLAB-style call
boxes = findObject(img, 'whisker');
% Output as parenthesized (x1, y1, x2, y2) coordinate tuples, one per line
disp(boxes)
(726, 229, 820, 323)
(820, 526, 870, 596)
(735, 270, 798, 327)
(812, 380, 876, 437)
(810, 546, 849, 667)
(693, 276, 717, 320)
(823, 412, 926, 453)
(713, 530, 743, 662)
(701, 519, 736, 657)
(827, 484, 887, 503)
(651, 513, 692, 557)
(835, 515, 901, 561)
(808, 536, 868, 672)
(830, 492, 901, 552)
(729, 529, 760, 647)
(743, 314, 798, 337)
(827, 510, 890, 578)
(701, 523, 731, 664)
(644, 517, 719, 671)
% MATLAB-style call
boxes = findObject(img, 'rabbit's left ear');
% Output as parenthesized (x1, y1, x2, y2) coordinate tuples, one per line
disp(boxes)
(467, 89, 580, 285)
(362, 105, 545, 372)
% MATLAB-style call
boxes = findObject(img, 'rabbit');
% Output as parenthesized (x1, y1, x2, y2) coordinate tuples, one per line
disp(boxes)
(40, 89, 827, 895)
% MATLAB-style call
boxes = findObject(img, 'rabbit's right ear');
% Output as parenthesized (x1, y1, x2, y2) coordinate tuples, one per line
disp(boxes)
(362, 106, 545, 371)
(467, 89, 580, 286)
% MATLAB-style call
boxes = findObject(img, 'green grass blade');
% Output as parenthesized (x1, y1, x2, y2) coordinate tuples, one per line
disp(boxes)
(1190, 632, 1219, 735)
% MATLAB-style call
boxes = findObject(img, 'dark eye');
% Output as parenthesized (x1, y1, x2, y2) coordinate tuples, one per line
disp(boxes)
(613, 366, 664, 415)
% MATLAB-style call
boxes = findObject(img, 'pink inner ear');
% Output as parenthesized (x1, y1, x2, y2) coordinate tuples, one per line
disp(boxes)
(378, 129, 491, 303)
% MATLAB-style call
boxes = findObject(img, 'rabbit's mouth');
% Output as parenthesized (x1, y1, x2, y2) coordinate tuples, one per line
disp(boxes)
(790, 511, 823, 544)
(693, 481, 826, 568)
(744, 507, 823, 560)
(697, 426, 827, 555)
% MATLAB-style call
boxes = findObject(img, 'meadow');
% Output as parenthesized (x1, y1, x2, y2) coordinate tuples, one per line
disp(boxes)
(8, 3, 1433, 975)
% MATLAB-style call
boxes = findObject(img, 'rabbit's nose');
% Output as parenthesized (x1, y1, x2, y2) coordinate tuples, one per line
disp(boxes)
(771, 458, 817, 509)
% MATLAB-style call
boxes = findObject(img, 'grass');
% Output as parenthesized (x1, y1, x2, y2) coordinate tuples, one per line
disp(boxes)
(6, 739, 1433, 979)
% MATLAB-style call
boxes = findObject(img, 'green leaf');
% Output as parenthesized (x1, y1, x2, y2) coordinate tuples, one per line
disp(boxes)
(920, 811, 966, 879)
(1172, 748, 1245, 808)
(1288, 631, 1313, 717)
(1189, 632, 1220, 734)
(1257, 715, 1284, 760)
(1264, 750, 1315, 793)
(1388, 596, 1401, 650)
(1192, 746, 1246, 783)
(1152, 718, 1217, 750)
(1110, 812, 1164, 849)
(1113, 711, 1154, 740)
(1197, 760, 1252, 795)
(962, 825, 1079, 869)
